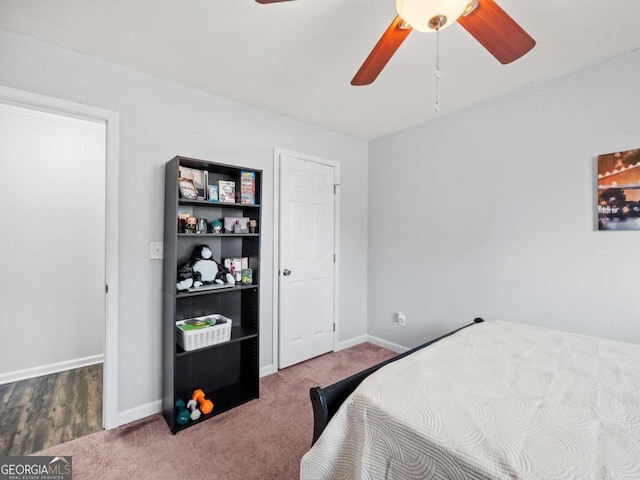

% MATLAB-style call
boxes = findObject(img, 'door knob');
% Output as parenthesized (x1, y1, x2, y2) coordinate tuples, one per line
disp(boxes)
(282, 269, 292, 276)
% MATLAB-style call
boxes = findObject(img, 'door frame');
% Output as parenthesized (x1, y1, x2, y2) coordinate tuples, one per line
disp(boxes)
(272, 148, 340, 371)
(0, 85, 120, 429)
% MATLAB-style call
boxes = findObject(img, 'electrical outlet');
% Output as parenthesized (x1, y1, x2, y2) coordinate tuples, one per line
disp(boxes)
(150, 242, 164, 260)
(395, 312, 407, 327)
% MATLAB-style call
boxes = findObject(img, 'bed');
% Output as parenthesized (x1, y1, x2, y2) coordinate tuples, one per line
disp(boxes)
(301, 318, 640, 479)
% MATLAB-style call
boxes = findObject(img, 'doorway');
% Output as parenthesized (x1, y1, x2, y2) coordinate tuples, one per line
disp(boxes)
(0, 85, 119, 449)
(273, 149, 340, 369)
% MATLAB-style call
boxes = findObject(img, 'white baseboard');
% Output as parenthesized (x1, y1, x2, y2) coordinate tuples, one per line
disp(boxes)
(115, 364, 278, 429)
(117, 399, 162, 427)
(260, 364, 277, 377)
(335, 334, 367, 352)
(366, 335, 409, 354)
(0, 354, 104, 385)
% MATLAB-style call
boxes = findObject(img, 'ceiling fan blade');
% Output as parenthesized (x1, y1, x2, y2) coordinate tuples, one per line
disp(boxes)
(351, 16, 412, 86)
(457, 0, 535, 64)
(255, 0, 294, 3)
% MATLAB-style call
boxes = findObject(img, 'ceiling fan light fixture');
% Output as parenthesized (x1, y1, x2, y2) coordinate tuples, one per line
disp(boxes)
(396, 0, 471, 32)
(462, 0, 479, 16)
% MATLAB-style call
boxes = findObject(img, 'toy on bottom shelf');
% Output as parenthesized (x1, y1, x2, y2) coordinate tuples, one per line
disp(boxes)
(186, 399, 202, 421)
(192, 389, 214, 415)
(175, 399, 190, 426)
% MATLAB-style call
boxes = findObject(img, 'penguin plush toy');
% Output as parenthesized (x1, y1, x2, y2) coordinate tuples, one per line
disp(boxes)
(176, 245, 234, 291)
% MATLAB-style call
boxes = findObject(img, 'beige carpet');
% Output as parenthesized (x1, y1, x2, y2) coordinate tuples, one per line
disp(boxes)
(35, 343, 395, 479)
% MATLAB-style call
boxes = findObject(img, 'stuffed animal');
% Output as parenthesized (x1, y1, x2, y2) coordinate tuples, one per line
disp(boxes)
(176, 245, 235, 291)
(176, 263, 195, 291)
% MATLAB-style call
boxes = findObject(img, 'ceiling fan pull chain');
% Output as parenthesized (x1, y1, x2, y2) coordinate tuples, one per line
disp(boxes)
(434, 27, 441, 113)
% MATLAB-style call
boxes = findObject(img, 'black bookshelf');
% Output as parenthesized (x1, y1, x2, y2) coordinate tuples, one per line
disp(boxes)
(162, 156, 261, 434)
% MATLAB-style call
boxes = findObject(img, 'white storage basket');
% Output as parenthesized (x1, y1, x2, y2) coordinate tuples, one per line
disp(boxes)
(176, 314, 232, 351)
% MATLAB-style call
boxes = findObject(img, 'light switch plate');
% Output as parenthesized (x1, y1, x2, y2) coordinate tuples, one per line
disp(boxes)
(150, 242, 164, 260)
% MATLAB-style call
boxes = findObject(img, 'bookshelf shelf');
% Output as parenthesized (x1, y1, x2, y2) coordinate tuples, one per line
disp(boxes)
(178, 198, 260, 208)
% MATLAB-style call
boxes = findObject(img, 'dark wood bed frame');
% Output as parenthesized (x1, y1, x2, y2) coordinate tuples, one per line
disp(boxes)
(309, 317, 485, 445)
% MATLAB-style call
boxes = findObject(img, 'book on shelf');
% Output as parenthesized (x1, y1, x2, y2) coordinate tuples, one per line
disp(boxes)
(207, 184, 219, 202)
(178, 177, 198, 200)
(219, 180, 236, 203)
(186, 283, 233, 292)
(241, 171, 256, 204)
(179, 166, 207, 199)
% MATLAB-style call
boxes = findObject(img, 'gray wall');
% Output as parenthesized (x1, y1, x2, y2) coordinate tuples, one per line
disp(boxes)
(0, 29, 369, 416)
(369, 50, 640, 348)
(0, 105, 105, 378)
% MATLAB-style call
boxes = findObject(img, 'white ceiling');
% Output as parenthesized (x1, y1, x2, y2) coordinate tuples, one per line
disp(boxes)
(1, 0, 639, 140)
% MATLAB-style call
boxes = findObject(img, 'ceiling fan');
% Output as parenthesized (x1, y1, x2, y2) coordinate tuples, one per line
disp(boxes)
(256, 0, 535, 86)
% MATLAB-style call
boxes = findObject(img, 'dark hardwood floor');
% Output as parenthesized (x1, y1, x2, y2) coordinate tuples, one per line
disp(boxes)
(0, 364, 102, 456)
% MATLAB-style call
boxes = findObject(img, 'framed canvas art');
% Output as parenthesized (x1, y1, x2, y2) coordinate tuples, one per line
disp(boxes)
(597, 149, 640, 230)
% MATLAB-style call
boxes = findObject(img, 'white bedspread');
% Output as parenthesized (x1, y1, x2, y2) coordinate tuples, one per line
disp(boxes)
(301, 321, 640, 479)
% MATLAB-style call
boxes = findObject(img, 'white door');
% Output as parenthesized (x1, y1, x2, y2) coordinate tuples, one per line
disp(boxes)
(279, 155, 336, 368)
(0, 102, 106, 389)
